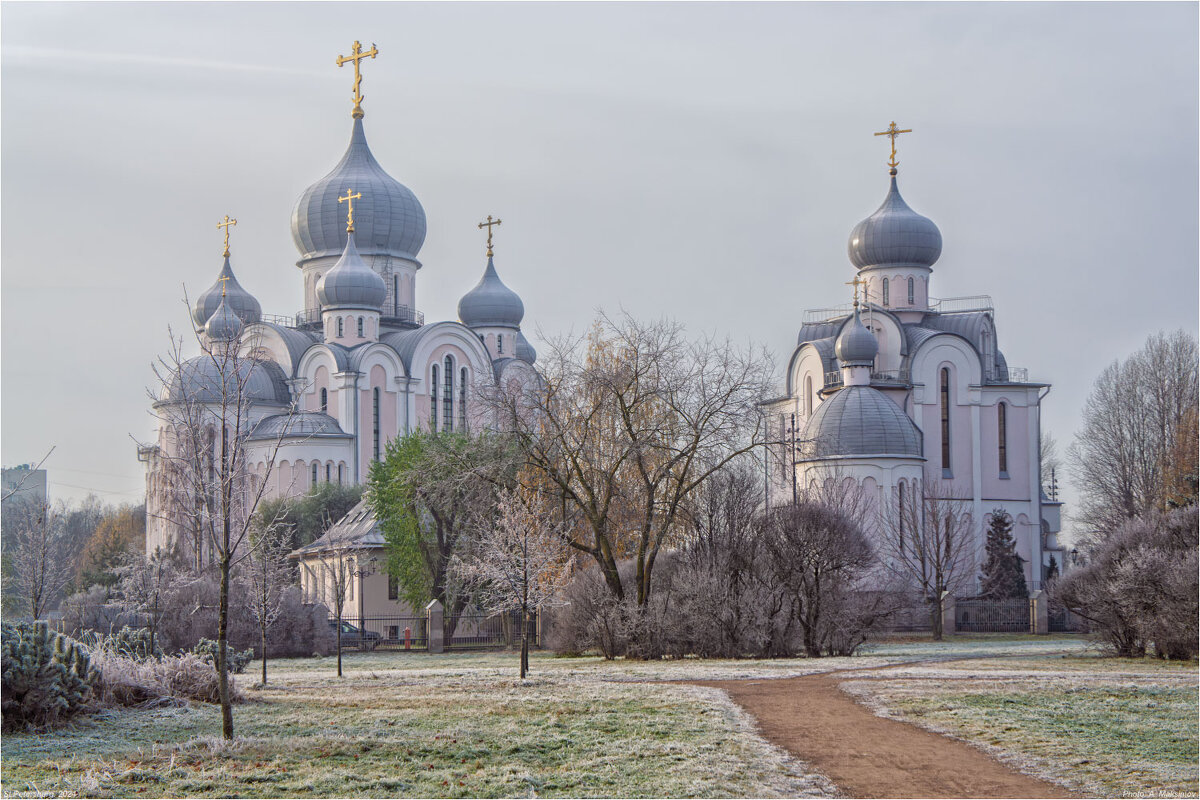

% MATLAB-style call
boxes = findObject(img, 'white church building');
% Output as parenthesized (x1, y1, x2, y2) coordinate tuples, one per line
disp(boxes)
(141, 46, 538, 557)
(762, 127, 1065, 591)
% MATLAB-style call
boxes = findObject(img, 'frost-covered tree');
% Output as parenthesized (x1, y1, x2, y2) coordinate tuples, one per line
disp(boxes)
(978, 509, 1028, 599)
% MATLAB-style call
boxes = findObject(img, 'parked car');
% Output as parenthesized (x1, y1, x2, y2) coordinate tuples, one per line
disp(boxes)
(329, 619, 381, 651)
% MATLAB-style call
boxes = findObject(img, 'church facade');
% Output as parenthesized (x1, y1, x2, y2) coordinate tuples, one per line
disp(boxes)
(141, 48, 538, 556)
(762, 129, 1064, 592)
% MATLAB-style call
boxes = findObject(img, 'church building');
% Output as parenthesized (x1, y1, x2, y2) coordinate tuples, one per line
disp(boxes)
(762, 124, 1064, 592)
(141, 43, 538, 556)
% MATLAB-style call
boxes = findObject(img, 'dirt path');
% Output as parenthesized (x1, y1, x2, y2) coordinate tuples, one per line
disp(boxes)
(693, 671, 1077, 799)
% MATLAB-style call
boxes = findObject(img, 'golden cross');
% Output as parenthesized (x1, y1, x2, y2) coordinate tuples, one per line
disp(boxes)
(217, 274, 231, 298)
(336, 40, 378, 119)
(874, 121, 912, 170)
(216, 215, 237, 258)
(845, 275, 865, 307)
(477, 215, 502, 257)
(338, 188, 362, 233)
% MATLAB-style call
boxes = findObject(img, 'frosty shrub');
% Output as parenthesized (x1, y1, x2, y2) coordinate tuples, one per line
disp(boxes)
(1055, 505, 1198, 659)
(80, 626, 161, 662)
(89, 648, 240, 707)
(1, 622, 96, 731)
(192, 639, 254, 674)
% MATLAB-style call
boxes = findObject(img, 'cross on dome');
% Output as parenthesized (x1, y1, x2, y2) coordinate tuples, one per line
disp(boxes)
(216, 214, 237, 258)
(478, 214, 502, 257)
(336, 40, 378, 119)
(873, 121, 912, 174)
(338, 188, 362, 233)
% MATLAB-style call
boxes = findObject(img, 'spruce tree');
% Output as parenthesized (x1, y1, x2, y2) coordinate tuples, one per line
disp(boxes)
(979, 509, 1028, 599)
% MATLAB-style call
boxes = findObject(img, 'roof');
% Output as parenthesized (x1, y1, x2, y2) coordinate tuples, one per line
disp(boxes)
(801, 385, 923, 459)
(458, 256, 524, 328)
(315, 232, 387, 310)
(192, 256, 261, 329)
(247, 411, 352, 441)
(847, 175, 942, 271)
(290, 500, 384, 557)
(159, 356, 291, 407)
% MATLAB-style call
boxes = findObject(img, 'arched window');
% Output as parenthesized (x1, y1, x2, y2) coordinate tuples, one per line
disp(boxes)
(443, 356, 454, 432)
(373, 387, 381, 460)
(311, 462, 318, 487)
(940, 368, 952, 475)
(897, 481, 907, 551)
(497, 334, 503, 354)
(459, 367, 468, 432)
(393, 275, 400, 315)
(325, 463, 332, 483)
(337, 463, 344, 485)
(337, 317, 344, 338)
(430, 365, 439, 431)
(320, 388, 328, 413)
(998, 402, 1008, 475)
(907, 277, 915, 305)
(882, 278, 890, 306)
(357, 317, 364, 337)
(804, 376, 813, 416)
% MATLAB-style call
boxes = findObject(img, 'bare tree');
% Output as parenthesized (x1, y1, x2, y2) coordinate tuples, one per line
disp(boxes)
(145, 298, 297, 739)
(484, 312, 772, 608)
(118, 550, 174, 655)
(246, 520, 293, 684)
(452, 487, 573, 678)
(9, 499, 72, 620)
(1068, 330, 1199, 543)
(878, 473, 978, 639)
(0, 445, 54, 504)
(311, 535, 370, 678)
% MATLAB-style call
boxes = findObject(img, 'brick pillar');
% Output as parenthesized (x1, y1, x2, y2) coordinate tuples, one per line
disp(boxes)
(940, 591, 957, 636)
(1029, 590, 1049, 635)
(426, 599, 444, 653)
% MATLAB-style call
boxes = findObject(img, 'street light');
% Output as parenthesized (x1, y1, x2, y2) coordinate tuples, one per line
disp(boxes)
(1070, 547, 1079, 566)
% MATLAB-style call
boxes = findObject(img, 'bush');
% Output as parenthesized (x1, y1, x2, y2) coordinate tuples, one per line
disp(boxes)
(1, 622, 96, 731)
(80, 626, 161, 662)
(192, 639, 253, 674)
(89, 648, 240, 707)
(1055, 505, 1199, 659)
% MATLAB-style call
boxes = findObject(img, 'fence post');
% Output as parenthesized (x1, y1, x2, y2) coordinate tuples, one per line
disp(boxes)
(426, 599, 444, 654)
(1029, 590, 1049, 635)
(940, 591, 956, 636)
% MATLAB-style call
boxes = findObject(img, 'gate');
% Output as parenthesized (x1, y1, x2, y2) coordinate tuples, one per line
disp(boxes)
(445, 611, 539, 650)
(346, 616, 429, 650)
(955, 596, 1031, 633)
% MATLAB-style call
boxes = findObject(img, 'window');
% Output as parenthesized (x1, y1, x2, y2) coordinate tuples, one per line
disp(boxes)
(337, 317, 344, 338)
(907, 277, 915, 305)
(478, 333, 485, 344)
(882, 278, 890, 306)
(998, 402, 1009, 475)
(320, 388, 328, 413)
(430, 365, 438, 431)
(497, 334, 503, 354)
(940, 368, 952, 474)
(898, 481, 906, 551)
(325, 463, 331, 483)
(373, 388, 381, 461)
(804, 376, 813, 416)
(357, 316, 364, 337)
(337, 463, 344, 484)
(388, 574, 399, 601)
(443, 356, 454, 432)
(459, 367, 468, 432)
(311, 462, 318, 486)
(393, 275, 400, 315)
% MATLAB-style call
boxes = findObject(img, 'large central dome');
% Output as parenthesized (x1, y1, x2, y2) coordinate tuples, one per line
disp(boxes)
(291, 118, 426, 264)
(847, 176, 942, 271)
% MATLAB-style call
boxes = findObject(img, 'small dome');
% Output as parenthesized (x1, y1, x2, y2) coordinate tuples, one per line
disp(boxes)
(458, 257, 524, 328)
(515, 330, 537, 364)
(291, 118, 426, 264)
(835, 308, 878, 366)
(316, 232, 387, 310)
(192, 257, 261, 328)
(204, 295, 244, 342)
(801, 385, 923, 458)
(848, 176, 942, 270)
(247, 411, 351, 441)
(159, 357, 290, 407)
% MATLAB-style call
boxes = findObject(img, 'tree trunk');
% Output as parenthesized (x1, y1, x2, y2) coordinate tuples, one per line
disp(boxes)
(520, 608, 529, 679)
(261, 625, 268, 685)
(218, 553, 233, 740)
(336, 610, 343, 677)
(930, 593, 944, 641)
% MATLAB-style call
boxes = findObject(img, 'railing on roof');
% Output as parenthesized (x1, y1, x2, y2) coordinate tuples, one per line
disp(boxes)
(823, 368, 911, 389)
(260, 306, 424, 331)
(802, 295, 994, 325)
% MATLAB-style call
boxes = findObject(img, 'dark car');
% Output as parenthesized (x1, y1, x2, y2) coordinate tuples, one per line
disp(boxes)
(329, 619, 382, 650)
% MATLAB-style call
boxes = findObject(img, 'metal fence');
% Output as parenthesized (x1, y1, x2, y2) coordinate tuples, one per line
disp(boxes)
(955, 596, 1031, 633)
(341, 611, 538, 652)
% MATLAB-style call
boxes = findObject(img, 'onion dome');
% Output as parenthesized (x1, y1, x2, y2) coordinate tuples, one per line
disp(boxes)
(316, 232, 387, 310)
(801, 385, 923, 458)
(159, 358, 290, 407)
(191, 257, 261, 328)
(515, 330, 537, 364)
(835, 307, 878, 366)
(458, 257, 524, 328)
(204, 295, 244, 342)
(291, 118, 426, 263)
(848, 176, 942, 270)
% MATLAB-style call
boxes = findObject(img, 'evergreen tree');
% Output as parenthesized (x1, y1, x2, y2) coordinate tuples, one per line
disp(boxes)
(979, 509, 1028, 599)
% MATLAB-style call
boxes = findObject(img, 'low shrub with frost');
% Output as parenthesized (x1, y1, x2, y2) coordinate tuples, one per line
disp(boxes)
(89, 648, 242, 707)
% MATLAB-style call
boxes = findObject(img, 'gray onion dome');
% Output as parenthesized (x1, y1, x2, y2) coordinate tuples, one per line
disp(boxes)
(192, 257, 261, 328)
(291, 118, 426, 263)
(458, 257, 524, 328)
(515, 330, 537, 364)
(834, 307, 878, 366)
(848, 176, 942, 270)
(160, 357, 290, 406)
(204, 295, 244, 342)
(801, 385, 923, 458)
(316, 232, 387, 310)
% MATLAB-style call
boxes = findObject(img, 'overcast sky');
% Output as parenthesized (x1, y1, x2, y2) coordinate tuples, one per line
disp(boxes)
(2, 2, 1196, 538)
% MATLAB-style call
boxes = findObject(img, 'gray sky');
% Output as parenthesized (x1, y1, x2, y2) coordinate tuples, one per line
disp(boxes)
(2, 2, 1197, 538)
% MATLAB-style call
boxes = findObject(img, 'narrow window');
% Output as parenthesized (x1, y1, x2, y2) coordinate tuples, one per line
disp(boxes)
(325, 463, 331, 483)
(882, 278, 890, 306)
(320, 388, 328, 413)
(459, 367, 468, 432)
(497, 334, 503, 354)
(804, 376, 813, 416)
(998, 402, 1008, 475)
(337, 463, 344, 484)
(443, 356, 454, 432)
(357, 316, 364, 337)
(907, 277, 915, 305)
(337, 317, 344, 338)
(940, 368, 952, 474)
(393, 275, 400, 315)
(478, 333, 485, 344)
(311, 462, 318, 487)
(373, 387, 381, 461)
(898, 481, 906, 552)
(430, 365, 438, 431)
(388, 574, 399, 601)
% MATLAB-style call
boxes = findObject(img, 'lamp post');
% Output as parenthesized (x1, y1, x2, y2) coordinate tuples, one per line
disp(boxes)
(1070, 547, 1079, 567)
(353, 554, 378, 630)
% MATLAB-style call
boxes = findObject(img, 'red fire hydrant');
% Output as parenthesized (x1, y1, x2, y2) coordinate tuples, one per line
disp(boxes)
(404, 626, 412, 650)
